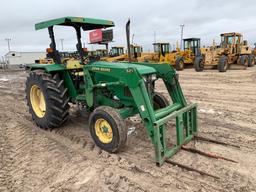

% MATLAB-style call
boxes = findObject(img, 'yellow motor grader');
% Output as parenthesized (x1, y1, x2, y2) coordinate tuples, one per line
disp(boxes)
(252, 43, 256, 57)
(194, 32, 254, 72)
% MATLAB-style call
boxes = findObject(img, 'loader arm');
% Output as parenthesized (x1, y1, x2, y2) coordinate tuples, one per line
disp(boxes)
(83, 61, 197, 165)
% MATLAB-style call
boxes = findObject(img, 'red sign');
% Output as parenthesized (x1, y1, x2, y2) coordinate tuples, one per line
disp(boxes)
(89, 29, 103, 43)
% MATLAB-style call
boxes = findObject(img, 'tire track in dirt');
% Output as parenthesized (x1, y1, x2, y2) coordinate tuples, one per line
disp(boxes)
(0, 116, 16, 192)
(1, 68, 256, 191)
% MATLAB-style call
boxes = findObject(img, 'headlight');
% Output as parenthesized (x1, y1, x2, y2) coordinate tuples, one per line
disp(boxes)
(142, 74, 157, 82)
(142, 76, 147, 82)
(151, 74, 157, 81)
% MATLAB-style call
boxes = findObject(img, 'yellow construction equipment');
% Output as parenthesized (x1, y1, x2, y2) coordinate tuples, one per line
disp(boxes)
(103, 46, 126, 62)
(252, 43, 256, 59)
(96, 49, 108, 58)
(195, 32, 254, 72)
(102, 44, 142, 62)
(137, 39, 200, 71)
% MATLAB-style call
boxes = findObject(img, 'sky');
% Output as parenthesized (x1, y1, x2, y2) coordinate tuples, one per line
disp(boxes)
(0, 0, 256, 58)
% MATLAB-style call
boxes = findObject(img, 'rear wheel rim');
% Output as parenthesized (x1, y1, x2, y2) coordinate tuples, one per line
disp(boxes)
(30, 85, 46, 118)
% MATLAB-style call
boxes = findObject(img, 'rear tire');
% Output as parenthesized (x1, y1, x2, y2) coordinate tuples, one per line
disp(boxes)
(248, 55, 255, 67)
(239, 55, 249, 67)
(218, 55, 228, 72)
(153, 92, 169, 110)
(26, 70, 70, 129)
(89, 106, 127, 153)
(194, 57, 204, 72)
(175, 57, 184, 71)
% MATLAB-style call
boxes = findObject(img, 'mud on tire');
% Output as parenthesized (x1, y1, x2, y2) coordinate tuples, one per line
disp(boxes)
(25, 70, 70, 129)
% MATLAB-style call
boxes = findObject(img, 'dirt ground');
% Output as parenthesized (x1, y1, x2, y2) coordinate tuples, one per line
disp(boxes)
(0, 67, 256, 192)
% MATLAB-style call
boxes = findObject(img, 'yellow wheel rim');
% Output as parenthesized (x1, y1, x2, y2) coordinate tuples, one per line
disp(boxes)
(95, 118, 113, 144)
(30, 85, 46, 118)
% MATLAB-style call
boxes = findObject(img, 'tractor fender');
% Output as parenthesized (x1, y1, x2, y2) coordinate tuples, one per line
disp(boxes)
(26, 63, 66, 73)
(26, 63, 78, 100)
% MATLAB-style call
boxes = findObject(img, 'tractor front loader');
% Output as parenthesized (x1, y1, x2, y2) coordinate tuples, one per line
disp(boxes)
(25, 17, 198, 166)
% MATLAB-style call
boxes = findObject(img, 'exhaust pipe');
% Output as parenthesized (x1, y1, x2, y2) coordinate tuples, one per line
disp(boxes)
(126, 19, 131, 62)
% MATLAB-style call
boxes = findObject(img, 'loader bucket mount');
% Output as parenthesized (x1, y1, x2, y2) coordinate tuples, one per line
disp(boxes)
(128, 62, 197, 165)
(84, 61, 198, 166)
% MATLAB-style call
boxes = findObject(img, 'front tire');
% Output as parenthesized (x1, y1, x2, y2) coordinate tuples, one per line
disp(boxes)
(89, 106, 127, 153)
(26, 70, 70, 129)
(153, 92, 169, 110)
(194, 57, 204, 72)
(218, 55, 228, 72)
(175, 57, 184, 71)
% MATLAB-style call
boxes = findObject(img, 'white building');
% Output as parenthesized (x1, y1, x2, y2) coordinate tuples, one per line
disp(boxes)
(5, 51, 46, 66)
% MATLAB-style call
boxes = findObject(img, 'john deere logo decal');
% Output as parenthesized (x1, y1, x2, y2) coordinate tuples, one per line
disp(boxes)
(91, 67, 111, 72)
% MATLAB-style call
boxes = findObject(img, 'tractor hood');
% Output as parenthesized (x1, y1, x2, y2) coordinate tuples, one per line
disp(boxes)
(90, 61, 156, 75)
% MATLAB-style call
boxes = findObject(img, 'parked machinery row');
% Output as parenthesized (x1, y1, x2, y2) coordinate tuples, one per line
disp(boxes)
(99, 32, 255, 72)
(36, 23, 255, 73)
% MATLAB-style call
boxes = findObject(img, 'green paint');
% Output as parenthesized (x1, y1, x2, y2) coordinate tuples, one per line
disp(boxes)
(35, 16, 114, 30)
(27, 17, 198, 166)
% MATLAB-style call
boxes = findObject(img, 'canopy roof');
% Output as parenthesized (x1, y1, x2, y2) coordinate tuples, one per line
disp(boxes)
(153, 42, 170, 45)
(220, 32, 242, 37)
(35, 16, 115, 31)
(183, 38, 200, 41)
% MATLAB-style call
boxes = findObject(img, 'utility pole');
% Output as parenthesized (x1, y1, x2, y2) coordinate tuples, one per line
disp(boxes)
(5, 38, 11, 52)
(132, 34, 135, 44)
(154, 31, 156, 43)
(180, 24, 185, 50)
(60, 39, 64, 50)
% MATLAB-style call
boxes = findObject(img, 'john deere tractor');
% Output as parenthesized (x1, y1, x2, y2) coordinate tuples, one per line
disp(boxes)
(195, 32, 254, 72)
(25, 17, 198, 166)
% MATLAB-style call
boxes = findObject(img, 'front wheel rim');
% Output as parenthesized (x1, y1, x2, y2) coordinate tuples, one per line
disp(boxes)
(95, 118, 113, 144)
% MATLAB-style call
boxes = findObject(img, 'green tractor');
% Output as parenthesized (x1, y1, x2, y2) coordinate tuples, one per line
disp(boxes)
(25, 17, 198, 166)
